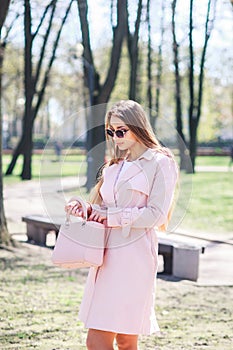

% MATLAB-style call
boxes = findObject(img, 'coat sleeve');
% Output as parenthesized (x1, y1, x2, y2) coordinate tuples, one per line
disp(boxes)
(107, 156, 178, 230)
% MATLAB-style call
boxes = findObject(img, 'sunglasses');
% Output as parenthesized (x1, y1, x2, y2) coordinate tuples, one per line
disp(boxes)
(106, 128, 129, 138)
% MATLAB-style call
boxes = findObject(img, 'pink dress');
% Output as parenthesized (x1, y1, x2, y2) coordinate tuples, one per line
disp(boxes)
(78, 148, 178, 335)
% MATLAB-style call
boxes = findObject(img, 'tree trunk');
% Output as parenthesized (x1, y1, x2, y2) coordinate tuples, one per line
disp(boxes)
(155, 0, 165, 126)
(172, 0, 189, 171)
(5, 0, 33, 179)
(0, 0, 14, 246)
(0, 0, 11, 29)
(5, 0, 72, 179)
(0, 43, 11, 245)
(21, 0, 33, 179)
(146, 0, 153, 125)
(188, 0, 195, 173)
(85, 104, 107, 191)
(77, 0, 127, 191)
(127, 0, 142, 100)
(188, 0, 216, 172)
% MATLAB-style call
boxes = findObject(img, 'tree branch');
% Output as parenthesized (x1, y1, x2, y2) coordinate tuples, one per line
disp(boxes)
(33, 0, 73, 120)
(155, 0, 165, 121)
(146, 0, 152, 115)
(77, 0, 94, 68)
(99, 0, 127, 103)
(127, 0, 142, 100)
(0, 0, 11, 32)
(32, 0, 56, 39)
(197, 0, 217, 123)
(33, 0, 57, 93)
(188, 0, 195, 123)
(3, 12, 20, 41)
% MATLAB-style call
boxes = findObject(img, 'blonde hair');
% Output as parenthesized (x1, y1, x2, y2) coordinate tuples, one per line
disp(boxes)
(105, 100, 173, 161)
(90, 100, 177, 231)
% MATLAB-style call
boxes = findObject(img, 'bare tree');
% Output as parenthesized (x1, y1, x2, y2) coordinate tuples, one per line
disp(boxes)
(146, 0, 153, 125)
(76, 0, 127, 191)
(154, 0, 166, 126)
(0, 0, 13, 245)
(171, 0, 188, 170)
(127, 0, 143, 100)
(154, 1, 166, 130)
(188, 0, 217, 171)
(5, 0, 73, 180)
(146, 0, 165, 128)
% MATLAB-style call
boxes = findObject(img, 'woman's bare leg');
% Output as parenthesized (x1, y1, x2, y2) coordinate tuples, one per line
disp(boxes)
(86, 329, 116, 350)
(116, 333, 138, 350)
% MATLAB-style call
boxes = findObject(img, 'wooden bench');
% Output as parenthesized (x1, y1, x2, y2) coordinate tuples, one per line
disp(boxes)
(22, 215, 62, 246)
(22, 215, 205, 281)
(158, 236, 205, 281)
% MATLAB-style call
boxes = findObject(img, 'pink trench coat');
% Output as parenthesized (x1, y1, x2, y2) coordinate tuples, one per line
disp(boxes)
(79, 148, 178, 335)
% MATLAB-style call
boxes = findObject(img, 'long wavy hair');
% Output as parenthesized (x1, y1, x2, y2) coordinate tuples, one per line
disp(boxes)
(90, 100, 177, 231)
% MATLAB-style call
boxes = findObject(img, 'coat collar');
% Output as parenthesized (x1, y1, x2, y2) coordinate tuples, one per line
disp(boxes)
(104, 148, 155, 184)
(137, 148, 155, 161)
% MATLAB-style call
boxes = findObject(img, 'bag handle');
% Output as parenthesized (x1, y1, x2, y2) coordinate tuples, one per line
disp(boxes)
(66, 196, 89, 225)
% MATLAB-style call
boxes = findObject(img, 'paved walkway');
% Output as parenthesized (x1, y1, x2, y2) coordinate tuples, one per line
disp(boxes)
(3, 174, 233, 286)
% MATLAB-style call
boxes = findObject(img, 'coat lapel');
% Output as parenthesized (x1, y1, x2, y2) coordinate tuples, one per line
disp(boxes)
(117, 160, 143, 182)
(101, 149, 156, 205)
(101, 160, 143, 205)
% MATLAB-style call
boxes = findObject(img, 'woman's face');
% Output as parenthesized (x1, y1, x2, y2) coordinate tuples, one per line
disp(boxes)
(108, 115, 138, 151)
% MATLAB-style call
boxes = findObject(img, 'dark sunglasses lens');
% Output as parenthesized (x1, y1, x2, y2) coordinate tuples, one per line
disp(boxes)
(106, 129, 114, 137)
(115, 130, 124, 138)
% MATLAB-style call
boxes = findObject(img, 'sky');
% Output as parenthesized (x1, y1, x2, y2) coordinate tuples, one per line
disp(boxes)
(5, 0, 233, 83)
(68, 0, 233, 82)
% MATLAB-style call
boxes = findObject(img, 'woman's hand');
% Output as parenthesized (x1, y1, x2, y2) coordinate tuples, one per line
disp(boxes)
(88, 205, 107, 224)
(64, 200, 92, 218)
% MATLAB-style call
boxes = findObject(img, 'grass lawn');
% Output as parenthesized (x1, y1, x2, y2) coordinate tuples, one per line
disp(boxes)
(2, 155, 230, 182)
(0, 243, 232, 350)
(195, 156, 229, 167)
(2, 153, 86, 183)
(177, 172, 233, 234)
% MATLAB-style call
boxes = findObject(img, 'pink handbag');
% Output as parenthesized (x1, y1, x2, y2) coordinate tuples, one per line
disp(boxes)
(52, 196, 106, 269)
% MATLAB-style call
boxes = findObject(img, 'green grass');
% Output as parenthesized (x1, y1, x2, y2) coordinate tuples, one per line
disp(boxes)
(2, 154, 229, 182)
(178, 172, 233, 234)
(2, 154, 229, 178)
(0, 244, 232, 349)
(2, 153, 86, 183)
(195, 156, 229, 167)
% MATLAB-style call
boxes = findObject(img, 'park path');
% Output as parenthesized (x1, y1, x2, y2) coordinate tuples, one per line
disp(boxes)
(3, 167, 233, 286)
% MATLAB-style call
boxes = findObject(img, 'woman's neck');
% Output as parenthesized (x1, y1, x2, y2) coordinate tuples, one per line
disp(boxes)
(126, 144, 148, 161)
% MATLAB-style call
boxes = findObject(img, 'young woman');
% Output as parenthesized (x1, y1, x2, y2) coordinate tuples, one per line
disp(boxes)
(65, 100, 178, 350)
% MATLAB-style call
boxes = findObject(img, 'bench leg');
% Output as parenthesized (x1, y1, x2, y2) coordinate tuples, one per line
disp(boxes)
(37, 228, 48, 246)
(26, 223, 38, 242)
(26, 223, 48, 246)
(160, 251, 173, 275)
(173, 246, 200, 281)
(159, 250, 173, 275)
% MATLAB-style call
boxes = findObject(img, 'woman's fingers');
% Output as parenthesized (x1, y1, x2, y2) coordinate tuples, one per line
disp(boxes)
(64, 201, 84, 217)
(64, 202, 107, 222)
(88, 210, 107, 223)
(65, 200, 78, 212)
